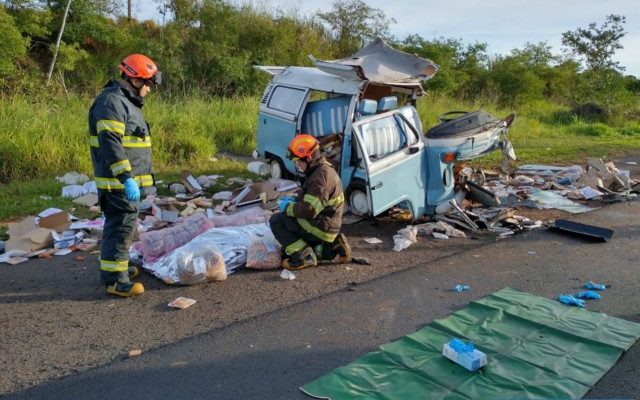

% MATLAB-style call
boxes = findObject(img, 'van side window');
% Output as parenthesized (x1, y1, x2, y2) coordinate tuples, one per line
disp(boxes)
(268, 86, 306, 115)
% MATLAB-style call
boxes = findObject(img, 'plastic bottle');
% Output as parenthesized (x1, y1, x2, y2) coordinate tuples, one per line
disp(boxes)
(584, 281, 606, 290)
(453, 284, 470, 292)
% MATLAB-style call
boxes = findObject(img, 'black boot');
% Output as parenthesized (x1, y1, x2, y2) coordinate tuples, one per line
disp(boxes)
(282, 246, 318, 270)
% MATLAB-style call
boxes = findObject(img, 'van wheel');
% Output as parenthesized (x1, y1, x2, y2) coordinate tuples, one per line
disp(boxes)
(269, 158, 285, 180)
(347, 181, 370, 216)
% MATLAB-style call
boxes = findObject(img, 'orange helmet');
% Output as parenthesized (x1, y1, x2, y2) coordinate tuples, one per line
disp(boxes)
(119, 54, 162, 84)
(287, 134, 319, 161)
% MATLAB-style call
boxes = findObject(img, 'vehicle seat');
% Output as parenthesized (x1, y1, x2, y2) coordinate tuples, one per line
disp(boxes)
(359, 115, 406, 159)
(301, 96, 350, 137)
(357, 99, 377, 118)
(377, 96, 398, 112)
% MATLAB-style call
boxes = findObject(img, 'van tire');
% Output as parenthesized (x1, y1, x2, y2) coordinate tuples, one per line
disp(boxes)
(269, 158, 286, 180)
(347, 180, 370, 216)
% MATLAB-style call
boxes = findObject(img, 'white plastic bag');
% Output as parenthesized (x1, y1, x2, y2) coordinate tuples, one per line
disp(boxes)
(147, 242, 226, 285)
(144, 223, 273, 280)
(246, 231, 281, 270)
(393, 226, 418, 252)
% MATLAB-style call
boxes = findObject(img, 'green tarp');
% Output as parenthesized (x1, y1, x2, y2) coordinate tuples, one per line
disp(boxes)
(302, 287, 640, 399)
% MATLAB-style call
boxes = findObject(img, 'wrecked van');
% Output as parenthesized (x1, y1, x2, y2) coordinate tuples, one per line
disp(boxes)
(254, 39, 515, 218)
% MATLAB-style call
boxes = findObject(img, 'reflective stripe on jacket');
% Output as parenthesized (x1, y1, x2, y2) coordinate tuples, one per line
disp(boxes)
(285, 156, 344, 241)
(88, 79, 154, 190)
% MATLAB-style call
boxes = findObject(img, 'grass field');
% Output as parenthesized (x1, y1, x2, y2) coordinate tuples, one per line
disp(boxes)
(1, 93, 640, 220)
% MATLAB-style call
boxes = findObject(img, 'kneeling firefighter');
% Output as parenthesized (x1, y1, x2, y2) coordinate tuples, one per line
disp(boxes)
(269, 134, 351, 270)
(88, 54, 161, 297)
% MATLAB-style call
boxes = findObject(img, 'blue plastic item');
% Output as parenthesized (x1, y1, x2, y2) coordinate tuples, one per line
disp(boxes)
(558, 294, 585, 308)
(453, 284, 470, 292)
(443, 338, 487, 372)
(575, 291, 601, 300)
(584, 281, 606, 290)
(123, 177, 140, 202)
(278, 197, 295, 212)
(449, 338, 475, 353)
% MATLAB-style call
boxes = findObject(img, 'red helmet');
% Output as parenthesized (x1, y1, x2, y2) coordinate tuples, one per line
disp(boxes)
(287, 134, 319, 161)
(119, 54, 162, 84)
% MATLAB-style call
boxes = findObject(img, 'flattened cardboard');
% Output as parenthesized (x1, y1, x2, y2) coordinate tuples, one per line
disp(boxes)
(38, 212, 71, 233)
(6, 217, 55, 253)
(232, 182, 280, 205)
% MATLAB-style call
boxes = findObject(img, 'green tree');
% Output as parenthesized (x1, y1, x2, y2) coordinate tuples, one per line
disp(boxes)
(0, 6, 29, 77)
(315, 0, 395, 56)
(561, 14, 626, 72)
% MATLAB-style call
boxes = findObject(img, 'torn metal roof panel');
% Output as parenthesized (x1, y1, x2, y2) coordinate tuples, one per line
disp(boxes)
(310, 38, 439, 91)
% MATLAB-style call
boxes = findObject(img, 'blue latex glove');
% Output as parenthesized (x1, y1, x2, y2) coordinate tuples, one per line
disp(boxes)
(453, 284, 470, 292)
(584, 281, 606, 290)
(123, 177, 140, 202)
(278, 196, 294, 213)
(575, 291, 601, 300)
(558, 294, 585, 308)
(278, 199, 293, 212)
(449, 338, 475, 353)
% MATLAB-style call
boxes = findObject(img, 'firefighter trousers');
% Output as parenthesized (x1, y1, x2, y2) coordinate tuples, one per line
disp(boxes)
(98, 190, 139, 285)
(269, 213, 335, 259)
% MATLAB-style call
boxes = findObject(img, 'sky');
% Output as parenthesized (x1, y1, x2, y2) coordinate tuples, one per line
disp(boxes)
(136, 0, 640, 76)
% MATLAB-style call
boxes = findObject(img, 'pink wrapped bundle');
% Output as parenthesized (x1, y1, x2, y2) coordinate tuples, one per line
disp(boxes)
(140, 213, 214, 261)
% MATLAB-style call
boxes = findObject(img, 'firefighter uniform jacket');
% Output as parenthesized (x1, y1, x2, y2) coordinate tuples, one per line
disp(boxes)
(284, 156, 344, 242)
(88, 79, 153, 191)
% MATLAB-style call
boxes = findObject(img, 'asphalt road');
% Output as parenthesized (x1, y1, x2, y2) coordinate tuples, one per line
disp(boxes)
(1, 199, 639, 399)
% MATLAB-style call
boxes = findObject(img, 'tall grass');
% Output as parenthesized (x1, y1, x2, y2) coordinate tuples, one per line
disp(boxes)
(0, 94, 259, 182)
(418, 95, 640, 165)
(2, 92, 640, 183)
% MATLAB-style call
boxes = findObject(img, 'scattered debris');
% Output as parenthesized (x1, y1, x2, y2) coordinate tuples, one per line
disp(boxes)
(558, 294, 585, 308)
(453, 284, 470, 292)
(584, 281, 606, 290)
(364, 238, 383, 244)
(393, 226, 418, 251)
(575, 291, 601, 300)
(247, 161, 269, 175)
(168, 297, 197, 310)
(280, 269, 296, 280)
(128, 349, 142, 357)
(7, 257, 29, 265)
(551, 219, 614, 242)
(351, 257, 371, 265)
(56, 171, 89, 185)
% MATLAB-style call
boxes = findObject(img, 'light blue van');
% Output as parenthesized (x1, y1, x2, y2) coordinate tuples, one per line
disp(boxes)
(254, 39, 514, 218)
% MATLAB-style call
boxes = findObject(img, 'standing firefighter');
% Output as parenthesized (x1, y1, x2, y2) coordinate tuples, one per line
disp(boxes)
(269, 134, 351, 270)
(88, 54, 161, 297)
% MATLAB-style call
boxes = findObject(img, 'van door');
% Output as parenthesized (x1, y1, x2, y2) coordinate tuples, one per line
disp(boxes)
(351, 112, 427, 217)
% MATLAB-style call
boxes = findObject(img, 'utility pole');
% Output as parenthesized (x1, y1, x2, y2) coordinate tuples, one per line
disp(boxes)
(128, 0, 132, 20)
(46, 0, 72, 86)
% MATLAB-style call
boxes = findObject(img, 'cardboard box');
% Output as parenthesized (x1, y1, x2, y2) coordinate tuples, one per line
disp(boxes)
(6, 217, 54, 253)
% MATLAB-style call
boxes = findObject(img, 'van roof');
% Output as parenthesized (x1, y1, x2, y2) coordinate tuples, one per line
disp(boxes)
(255, 38, 438, 96)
